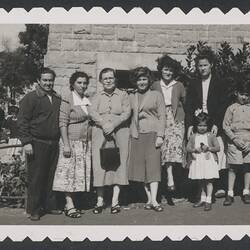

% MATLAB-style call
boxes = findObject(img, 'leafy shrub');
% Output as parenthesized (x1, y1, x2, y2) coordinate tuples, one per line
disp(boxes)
(0, 155, 26, 207)
(179, 40, 250, 103)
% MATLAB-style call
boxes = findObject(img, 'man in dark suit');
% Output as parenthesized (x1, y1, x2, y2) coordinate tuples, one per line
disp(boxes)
(18, 68, 62, 221)
(186, 50, 229, 201)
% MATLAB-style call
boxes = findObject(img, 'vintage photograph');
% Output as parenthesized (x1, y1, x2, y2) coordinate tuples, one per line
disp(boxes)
(0, 9, 250, 239)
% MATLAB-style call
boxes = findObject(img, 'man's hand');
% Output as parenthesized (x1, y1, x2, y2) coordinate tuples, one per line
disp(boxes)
(24, 143, 33, 155)
(155, 136, 164, 148)
(211, 125, 218, 136)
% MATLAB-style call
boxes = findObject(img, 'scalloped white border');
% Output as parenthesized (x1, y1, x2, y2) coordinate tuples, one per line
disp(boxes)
(0, 7, 250, 241)
(0, 225, 249, 241)
(0, 7, 248, 24)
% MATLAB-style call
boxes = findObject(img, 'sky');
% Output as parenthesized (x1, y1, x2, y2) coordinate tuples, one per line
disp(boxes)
(0, 24, 26, 51)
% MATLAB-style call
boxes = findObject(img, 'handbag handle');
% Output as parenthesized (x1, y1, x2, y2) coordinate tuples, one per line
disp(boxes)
(101, 136, 118, 149)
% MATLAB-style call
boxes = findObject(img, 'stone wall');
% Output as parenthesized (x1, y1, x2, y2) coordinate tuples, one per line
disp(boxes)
(44, 24, 250, 95)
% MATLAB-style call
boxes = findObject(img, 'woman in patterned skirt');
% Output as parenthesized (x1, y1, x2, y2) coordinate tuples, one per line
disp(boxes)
(53, 71, 91, 218)
(151, 54, 186, 205)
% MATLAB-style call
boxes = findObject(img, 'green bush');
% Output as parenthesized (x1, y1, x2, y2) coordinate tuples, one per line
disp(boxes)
(181, 41, 250, 103)
(0, 155, 26, 207)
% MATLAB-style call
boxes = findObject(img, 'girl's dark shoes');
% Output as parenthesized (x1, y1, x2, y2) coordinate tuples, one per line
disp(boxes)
(111, 204, 121, 214)
(243, 194, 250, 204)
(223, 196, 234, 206)
(204, 202, 212, 211)
(193, 200, 205, 208)
(30, 214, 40, 221)
(93, 205, 105, 214)
(167, 197, 175, 206)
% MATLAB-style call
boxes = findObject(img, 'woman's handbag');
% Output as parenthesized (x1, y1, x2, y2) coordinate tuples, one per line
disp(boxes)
(100, 136, 121, 171)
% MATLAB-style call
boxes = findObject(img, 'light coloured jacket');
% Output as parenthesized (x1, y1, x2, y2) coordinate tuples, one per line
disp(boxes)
(130, 89, 165, 139)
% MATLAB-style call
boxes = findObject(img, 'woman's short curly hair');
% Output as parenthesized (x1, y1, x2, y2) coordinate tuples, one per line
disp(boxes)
(130, 67, 153, 87)
(156, 54, 181, 77)
(69, 71, 90, 91)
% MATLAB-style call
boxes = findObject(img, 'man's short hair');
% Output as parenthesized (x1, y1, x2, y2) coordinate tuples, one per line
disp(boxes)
(39, 67, 56, 80)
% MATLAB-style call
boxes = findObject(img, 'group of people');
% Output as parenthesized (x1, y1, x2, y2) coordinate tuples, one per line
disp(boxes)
(15, 50, 250, 221)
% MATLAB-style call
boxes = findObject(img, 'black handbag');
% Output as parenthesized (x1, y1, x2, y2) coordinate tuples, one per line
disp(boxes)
(100, 136, 121, 171)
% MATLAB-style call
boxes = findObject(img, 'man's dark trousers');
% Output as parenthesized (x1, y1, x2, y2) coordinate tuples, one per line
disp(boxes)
(26, 140, 59, 215)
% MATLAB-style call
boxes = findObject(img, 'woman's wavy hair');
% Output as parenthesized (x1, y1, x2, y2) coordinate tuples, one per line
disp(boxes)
(156, 54, 181, 78)
(129, 67, 153, 87)
(69, 71, 90, 91)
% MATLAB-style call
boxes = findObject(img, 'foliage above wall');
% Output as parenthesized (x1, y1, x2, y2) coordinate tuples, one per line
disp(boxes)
(0, 24, 49, 101)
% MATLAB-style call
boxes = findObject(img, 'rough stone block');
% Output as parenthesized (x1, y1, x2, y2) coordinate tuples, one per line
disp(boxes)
(102, 34, 116, 40)
(97, 41, 124, 52)
(138, 46, 166, 54)
(73, 24, 92, 34)
(135, 33, 146, 41)
(54, 68, 77, 78)
(92, 26, 115, 35)
(44, 52, 65, 67)
(85, 34, 104, 40)
(79, 64, 96, 78)
(79, 41, 99, 51)
(232, 25, 250, 32)
(61, 39, 79, 51)
(117, 28, 135, 41)
(145, 35, 165, 48)
(50, 25, 73, 34)
(181, 31, 199, 43)
(65, 52, 96, 65)
(48, 34, 61, 51)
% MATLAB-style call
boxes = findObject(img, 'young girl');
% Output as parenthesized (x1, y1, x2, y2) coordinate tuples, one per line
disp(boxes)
(187, 111, 220, 211)
(223, 80, 250, 206)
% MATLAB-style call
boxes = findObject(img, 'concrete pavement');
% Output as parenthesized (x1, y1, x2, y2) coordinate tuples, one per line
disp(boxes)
(0, 196, 249, 225)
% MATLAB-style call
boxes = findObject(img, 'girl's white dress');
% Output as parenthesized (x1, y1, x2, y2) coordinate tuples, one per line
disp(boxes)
(188, 133, 219, 180)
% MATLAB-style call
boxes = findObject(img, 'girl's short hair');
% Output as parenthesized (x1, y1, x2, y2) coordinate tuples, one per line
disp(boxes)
(236, 79, 250, 95)
(130, 67, 153, 87)
(69, 71, 90, 91)
(156, 54, 181, 77)
(193, 112, 212, 132)
(99, 68, 116, 82)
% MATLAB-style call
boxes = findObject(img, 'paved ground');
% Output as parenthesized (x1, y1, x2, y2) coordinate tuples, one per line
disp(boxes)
(0, 196, 249, 225)
(1, 143, 249, 225)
